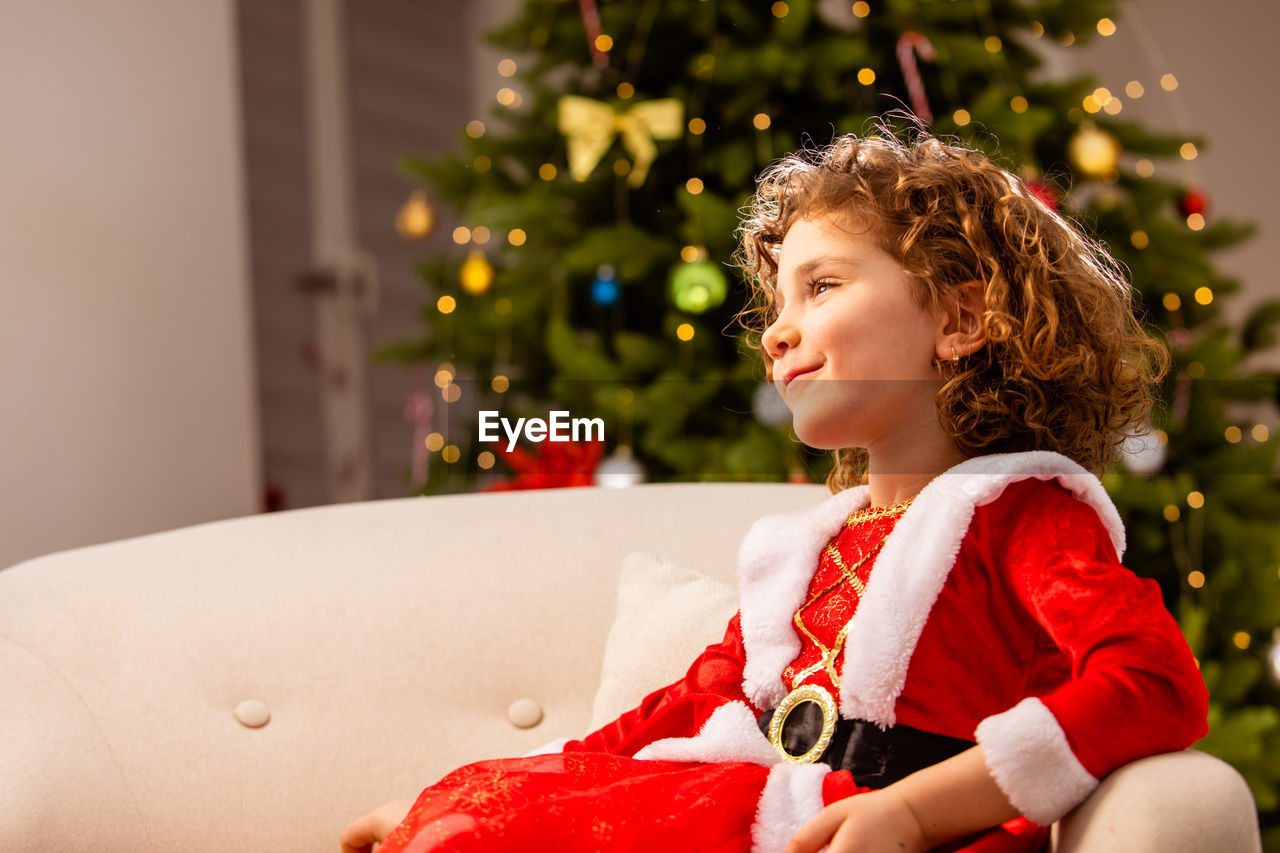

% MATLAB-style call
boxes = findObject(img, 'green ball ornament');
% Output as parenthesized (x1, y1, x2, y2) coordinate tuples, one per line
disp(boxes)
(669, 259, 727, 314)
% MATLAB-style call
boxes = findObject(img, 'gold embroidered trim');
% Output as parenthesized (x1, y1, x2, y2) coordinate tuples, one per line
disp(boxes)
(824, 543, 867, 596)
(787, 536, 887, 691)
(845, 498, 914, 527)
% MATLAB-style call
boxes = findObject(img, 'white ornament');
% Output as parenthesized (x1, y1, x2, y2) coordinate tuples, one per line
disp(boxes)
(753, 381, 792, 428)
(594, 447, 645, 489)
(1120, 428, 1167, 475)
(1062, 181, 1123, 214)
(1269, 635, 1280, 686)
(816, 0, 863, 31)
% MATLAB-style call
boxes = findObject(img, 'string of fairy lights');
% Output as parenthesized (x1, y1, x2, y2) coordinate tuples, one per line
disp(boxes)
(392, 6, 1230, 400)
(393, 3, 1276, 667)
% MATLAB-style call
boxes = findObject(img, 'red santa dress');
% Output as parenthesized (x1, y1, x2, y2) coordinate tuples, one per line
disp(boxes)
(375, 451, 1209, 853)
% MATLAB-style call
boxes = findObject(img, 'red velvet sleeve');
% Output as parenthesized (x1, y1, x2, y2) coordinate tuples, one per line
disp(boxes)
(563, 611, 754, 757)
(985, 479, 1209, 779)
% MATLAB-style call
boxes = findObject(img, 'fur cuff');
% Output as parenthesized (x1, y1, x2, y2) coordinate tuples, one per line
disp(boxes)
(751, 763, 830, 853)
(976, 697, 1098, 825)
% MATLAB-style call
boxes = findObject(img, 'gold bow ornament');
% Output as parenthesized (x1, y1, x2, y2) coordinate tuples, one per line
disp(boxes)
(556, 95, 684, 188)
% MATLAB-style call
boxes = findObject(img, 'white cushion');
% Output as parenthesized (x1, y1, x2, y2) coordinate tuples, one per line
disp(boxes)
(588, 551, 739, 730)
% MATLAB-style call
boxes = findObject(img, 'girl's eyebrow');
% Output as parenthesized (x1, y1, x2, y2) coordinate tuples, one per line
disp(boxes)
(791, 255, 860, 279)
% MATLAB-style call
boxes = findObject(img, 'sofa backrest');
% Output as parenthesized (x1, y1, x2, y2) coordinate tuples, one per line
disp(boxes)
(0, 482, 825, 852)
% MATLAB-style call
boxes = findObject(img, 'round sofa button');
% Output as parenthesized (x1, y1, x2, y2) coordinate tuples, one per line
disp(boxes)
(234, 699, 271, 729)
(507, 698, 543, 729)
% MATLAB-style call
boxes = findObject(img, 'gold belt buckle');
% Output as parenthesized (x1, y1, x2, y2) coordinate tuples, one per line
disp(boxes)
(767, 684, 838, 764)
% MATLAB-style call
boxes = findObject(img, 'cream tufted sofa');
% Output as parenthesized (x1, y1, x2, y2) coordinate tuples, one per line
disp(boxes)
(0, 483, 1262, 852)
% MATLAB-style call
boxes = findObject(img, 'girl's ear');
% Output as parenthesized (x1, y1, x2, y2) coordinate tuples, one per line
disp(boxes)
(936, 280, 987, 359)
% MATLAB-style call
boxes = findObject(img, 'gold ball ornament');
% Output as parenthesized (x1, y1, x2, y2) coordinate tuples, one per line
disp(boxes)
(396, 190, 436, 240)
(1068, 124, 1121, 179)
(460, 249, 495, 295)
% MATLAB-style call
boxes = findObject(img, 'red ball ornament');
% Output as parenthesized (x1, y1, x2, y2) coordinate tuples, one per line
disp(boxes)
(1178, 189, 1208, 218)
(1027, 180, 1059, 212)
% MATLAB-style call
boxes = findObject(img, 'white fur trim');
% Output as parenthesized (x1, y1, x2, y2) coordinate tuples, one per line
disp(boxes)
(737, 451, 1125, 727)
(750, 763, 830, 853)
(738, 486, 869, 709)
(521, 737, 571, 757)
(975, 696, 1099, 825)
(634, 701, 780, 766)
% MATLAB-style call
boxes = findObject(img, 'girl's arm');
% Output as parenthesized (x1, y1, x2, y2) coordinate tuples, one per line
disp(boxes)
(794, 478, 1210, 852)
(786, 746, 1016, 853)
(972, 479, 1208, 824)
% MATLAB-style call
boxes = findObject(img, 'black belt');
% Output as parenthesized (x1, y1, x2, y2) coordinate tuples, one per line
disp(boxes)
(757, 685, 975, 788)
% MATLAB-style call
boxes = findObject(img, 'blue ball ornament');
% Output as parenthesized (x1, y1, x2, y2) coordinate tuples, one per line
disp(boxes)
(591, 264, 621, 306)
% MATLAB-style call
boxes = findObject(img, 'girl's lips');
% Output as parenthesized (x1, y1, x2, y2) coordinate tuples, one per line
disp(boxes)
(783, 365, 821, 388)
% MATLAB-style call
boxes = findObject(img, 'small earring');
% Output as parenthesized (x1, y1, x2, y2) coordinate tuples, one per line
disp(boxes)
(951, 346, 959, 364)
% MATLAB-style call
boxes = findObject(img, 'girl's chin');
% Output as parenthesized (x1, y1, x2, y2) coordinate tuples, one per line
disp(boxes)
(790, 421, 858, 451)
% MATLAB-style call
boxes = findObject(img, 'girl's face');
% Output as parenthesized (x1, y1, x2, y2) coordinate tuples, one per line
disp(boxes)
(762, 213, 947, 451)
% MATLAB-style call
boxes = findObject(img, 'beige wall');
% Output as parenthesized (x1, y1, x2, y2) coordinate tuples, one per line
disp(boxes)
(0, 0, 259, 569)
(1064, 0, 1279, 372)
(0, 0, 1271, 569)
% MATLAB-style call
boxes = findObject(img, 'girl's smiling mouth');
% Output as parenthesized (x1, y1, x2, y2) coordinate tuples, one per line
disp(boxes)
(780, 365, 822, 389)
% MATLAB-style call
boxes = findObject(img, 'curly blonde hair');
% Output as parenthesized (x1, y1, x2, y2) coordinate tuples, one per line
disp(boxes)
(733, 125, 1170, 492)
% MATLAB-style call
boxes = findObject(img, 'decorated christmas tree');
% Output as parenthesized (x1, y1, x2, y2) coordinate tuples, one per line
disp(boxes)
(378, 0, 1280, 842)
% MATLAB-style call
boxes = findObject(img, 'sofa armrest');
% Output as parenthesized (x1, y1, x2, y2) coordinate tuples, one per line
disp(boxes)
(1051, 749, 1261, 853)
(0, 636, 141, 852)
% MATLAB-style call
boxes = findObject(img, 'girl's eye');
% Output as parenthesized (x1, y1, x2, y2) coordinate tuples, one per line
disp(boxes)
(808, 279, 837, 296)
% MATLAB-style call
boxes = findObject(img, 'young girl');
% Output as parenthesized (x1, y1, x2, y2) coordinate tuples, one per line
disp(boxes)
(342, 128, 1209, 853)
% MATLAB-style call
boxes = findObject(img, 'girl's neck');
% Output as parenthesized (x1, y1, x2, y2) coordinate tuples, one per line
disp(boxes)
(866, 471, 952, 508)
(864, 425, 969, 509)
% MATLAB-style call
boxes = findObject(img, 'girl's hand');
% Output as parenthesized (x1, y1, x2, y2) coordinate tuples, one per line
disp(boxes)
(785, 788, 927, 853)
(339, 799, 411, 853)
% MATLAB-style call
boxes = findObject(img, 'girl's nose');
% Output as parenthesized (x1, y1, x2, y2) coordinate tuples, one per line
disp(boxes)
(762, 312, 798, 360)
